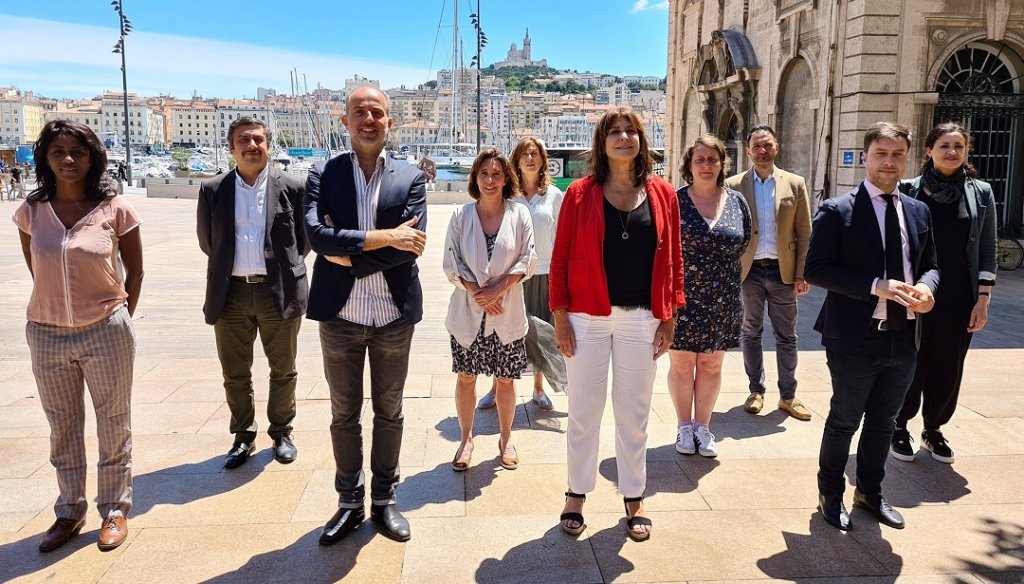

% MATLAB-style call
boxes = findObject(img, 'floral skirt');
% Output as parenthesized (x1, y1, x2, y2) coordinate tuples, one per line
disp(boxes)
(450, 318, 528, 379)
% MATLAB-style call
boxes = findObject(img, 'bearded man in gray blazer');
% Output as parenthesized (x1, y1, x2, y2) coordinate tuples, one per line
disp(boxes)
(197, 117, 308, 470)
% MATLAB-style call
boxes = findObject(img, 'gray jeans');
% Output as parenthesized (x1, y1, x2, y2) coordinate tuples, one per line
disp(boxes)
(320, 317, 414, 508)
(740, 264, 799, 399)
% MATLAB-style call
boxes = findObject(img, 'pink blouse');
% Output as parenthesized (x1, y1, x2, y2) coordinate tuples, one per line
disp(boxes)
(12, 195, 141, 327)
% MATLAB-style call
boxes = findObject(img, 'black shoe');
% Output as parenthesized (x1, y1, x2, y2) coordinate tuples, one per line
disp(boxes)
(817, 494, 851, 531)
(889, 428, 915, 462)
(921, 429, 954, 464)
(273, 435, 297, 464)
(370, 504, 411, 542)
(319, 507, 365, 545)
(223, 442, 255, 469)
(852, 489, 905, 529)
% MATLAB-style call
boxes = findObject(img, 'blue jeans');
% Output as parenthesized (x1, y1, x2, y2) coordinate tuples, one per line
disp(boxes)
(320, 317, 414, 508)
(817, 328, 916, 498)
(740, 264, 799, 399)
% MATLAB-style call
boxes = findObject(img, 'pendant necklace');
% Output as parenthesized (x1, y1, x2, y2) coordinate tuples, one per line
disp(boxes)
(616, 207, 632, 240)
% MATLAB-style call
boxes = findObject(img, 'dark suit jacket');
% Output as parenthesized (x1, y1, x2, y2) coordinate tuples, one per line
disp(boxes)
(197, 167, 309, 325)
(804, 183, 940, 351)
(303, 153, 427, 324)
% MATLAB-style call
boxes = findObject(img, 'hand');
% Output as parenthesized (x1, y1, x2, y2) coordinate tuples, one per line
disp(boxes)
(907, 283, 935, 314)
(482, 298, 505, 316)
(324, 214, 336, 228)
(793, 278, 810, 297)
(652, 319, 675, 360)
(553, 312, 576, 358)
(325, 255, 352, 267)
(967, 296, 989, 332)
(390, 216, 427, 255)
(875, 279, 922, 308)
(473, 277, 508, 307)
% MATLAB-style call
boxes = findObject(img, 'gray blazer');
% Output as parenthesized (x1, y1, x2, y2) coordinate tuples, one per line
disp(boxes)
(901, 175, 998, 300)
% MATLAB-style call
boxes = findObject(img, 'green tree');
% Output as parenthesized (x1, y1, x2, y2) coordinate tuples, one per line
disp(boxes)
(171, 147, 191, 177)
(564, 79, 584, 94)
(505, 75, 522, 90)
(546, 80, 564, 93)
(424, 80, 438, 89)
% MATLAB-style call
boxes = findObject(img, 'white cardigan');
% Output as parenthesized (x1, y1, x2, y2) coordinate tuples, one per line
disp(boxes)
(444, 200, 537, 348)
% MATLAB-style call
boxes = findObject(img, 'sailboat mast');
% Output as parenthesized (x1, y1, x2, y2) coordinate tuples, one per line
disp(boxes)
(452, 0, 458, 151)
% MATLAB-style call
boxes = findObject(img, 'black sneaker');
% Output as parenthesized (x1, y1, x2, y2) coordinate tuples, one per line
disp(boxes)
(921, 429, 955, 464)
(890, 428, 915, 462)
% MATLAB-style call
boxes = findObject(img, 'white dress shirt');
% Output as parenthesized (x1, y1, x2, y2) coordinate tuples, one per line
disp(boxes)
(515, 184, 562, 275)
(752, 168, 778, 260)
(338, 151, 404, 326)
(864, 180, 915, 321)
(231, 166, 268, 276)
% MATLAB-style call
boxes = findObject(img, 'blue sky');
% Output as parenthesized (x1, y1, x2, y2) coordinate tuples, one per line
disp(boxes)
(0, 1, 669, 99)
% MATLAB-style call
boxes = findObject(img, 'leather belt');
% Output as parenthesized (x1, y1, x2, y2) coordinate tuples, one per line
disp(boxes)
(870, 318, 890, 331)
(230, 274, 267, 284)
(752, 258, 779, 267)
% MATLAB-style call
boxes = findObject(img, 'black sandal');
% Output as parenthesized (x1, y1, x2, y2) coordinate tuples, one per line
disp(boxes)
(560, 492, 586, 535)
(623, 496, 651, 542)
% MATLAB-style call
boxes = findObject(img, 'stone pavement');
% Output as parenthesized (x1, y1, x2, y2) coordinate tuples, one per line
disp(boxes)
(0, 194, 1022, 584)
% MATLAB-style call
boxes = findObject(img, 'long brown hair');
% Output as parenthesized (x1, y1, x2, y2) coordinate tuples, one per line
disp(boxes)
(920, 122, 978, 178)
(589, 107, 653, 187)
(509, 137, 551, 193)
(30, 119, 115, 203)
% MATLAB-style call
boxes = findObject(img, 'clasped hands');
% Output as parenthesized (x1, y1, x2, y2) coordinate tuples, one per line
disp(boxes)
(323, 215, 426, 267)
(876, 279, 935, 314)
(466, 278, 508, 317)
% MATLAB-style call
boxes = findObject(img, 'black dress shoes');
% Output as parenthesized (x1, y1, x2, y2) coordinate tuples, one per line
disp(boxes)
(319, 507, 365, 546)
(273, 435, 297, 464)
(818, 494, 852, 531)
(853, 489, 905, 529)
(224, 442, 255, 469)
(371, 503, 411, 542)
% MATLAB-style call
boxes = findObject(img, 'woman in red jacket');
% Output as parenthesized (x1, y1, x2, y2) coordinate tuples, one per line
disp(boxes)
(550, 107, 684, 541)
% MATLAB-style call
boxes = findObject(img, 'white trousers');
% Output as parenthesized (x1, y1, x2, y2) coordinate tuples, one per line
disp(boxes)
(565, 307, 660, 498)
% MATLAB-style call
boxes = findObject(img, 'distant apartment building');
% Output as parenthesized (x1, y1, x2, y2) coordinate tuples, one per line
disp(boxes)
(100, 92, 165, 149)
(621, 75, 663, 87)
(0, 94, 46, 145)
(391, 120, 441, 147)
(215, 99, 272, 144)
(388, 88, 442, 126)
(170, 101, 218, 147)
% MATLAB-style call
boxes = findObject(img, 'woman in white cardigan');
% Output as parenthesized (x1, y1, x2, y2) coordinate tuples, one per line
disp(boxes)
(444, 148, 536, 472)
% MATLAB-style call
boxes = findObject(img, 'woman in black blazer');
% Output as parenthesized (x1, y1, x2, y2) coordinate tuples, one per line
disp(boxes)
(891, 122, 997, 465)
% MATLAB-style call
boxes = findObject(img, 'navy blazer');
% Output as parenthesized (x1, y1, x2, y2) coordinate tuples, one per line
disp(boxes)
(197, 167, 309, 325)
(303, 153, 427, 324)
(805, 183, 940, 351)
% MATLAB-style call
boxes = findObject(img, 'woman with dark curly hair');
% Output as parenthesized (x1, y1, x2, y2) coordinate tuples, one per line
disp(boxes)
(13, 120, 143, 552)
(668, 134, 751, 459)
(443, 148, 536, 472)
(890, 122, 997, 465)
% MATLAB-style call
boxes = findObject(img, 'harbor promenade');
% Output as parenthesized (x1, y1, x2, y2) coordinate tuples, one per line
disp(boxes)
(0, 193, 1022, 583)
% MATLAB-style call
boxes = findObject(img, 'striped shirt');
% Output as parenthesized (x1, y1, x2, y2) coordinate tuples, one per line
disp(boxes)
(338, 150, 403, 326)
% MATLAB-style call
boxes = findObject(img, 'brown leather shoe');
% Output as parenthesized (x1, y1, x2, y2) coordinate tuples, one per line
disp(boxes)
(38, 517, 86, 552)
(778, 398, 813, 421)
(98, 515, 128, 550)
(744, 392, 764, 414)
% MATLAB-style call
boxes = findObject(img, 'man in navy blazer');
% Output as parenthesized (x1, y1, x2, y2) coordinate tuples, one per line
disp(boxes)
(198, 117, 308, 470)
(805, 122, 939, 532)
(304, 87, 427, 545)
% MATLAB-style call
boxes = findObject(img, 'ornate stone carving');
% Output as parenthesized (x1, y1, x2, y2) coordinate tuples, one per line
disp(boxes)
(931, 28, 949, 45)
(986, 0, 1010, 41)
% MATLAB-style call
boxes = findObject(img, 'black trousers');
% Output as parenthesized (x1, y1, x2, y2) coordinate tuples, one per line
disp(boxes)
(897, 293, 974, 431)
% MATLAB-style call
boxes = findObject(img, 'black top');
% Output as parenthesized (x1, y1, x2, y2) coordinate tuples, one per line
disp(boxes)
(603, 195, 656, 307)
(922, 192, 972, 299)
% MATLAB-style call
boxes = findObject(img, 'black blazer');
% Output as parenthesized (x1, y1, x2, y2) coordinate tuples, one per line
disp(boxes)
(804, 183, 940, 351)
(197, 167, 309, 325)
(303, 154, 427, 324)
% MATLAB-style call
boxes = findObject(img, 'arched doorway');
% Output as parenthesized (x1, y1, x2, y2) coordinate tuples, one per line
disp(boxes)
(776, 57, 816, 181)
(718, 110, 741, 169)
(934, 42, 1024, 227)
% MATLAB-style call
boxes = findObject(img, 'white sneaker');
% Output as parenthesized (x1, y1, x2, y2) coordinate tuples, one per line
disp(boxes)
(694, 426, 719, 458)
(675, 425, 695, 455)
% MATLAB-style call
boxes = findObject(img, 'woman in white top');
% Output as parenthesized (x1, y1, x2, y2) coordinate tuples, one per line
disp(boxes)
(444, 148, 536, 472)
(477, 138, 565, 411)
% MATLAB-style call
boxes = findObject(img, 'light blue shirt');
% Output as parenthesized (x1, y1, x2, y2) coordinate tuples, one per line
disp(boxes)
(753, 169, 778, 260)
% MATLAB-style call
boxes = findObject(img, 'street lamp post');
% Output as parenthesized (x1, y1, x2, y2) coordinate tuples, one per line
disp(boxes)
(111, 0, 133, 184)
(469, 4, 487, 153)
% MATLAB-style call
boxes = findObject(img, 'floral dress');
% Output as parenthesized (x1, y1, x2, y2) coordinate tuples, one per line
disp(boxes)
(450, 232, 530, 378)
(671, 187, 751, 353)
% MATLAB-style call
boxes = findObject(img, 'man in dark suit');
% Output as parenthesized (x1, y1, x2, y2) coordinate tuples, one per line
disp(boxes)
(304, 87, 427, 545)
(197, 117, 308, 469)
(805, 122, 939, 531)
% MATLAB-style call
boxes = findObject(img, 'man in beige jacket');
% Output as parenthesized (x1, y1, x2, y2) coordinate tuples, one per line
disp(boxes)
(725, 125, 813, 420)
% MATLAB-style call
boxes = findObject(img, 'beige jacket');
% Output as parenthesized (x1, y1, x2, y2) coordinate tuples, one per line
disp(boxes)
(725, 167, 812, 284)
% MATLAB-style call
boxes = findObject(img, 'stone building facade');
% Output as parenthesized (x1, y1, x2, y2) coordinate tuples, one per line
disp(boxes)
(665, 0, 1024, 227)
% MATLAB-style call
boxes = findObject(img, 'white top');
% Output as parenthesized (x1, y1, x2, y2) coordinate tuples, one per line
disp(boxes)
(515, 184, 562, 274)
(231, 166, 268, 276)
(752, 168, 778, 260)
(864, 180, 915, 321)
(338, 150, 403, 326)
(443, 200, 537, 348)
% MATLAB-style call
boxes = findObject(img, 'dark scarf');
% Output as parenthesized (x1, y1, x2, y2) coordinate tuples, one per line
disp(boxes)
(921, 166, 969, 219)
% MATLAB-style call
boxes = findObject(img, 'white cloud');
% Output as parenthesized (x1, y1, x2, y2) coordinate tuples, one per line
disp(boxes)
(0, 15, 431, 98)
(631, 0, 669, 13)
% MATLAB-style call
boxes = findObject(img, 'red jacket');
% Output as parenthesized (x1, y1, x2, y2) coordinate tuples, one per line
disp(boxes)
(549, 175, 685, 320)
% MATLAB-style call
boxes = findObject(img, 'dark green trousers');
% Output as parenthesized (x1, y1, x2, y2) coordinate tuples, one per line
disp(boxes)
(214, 280, 301, 443)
